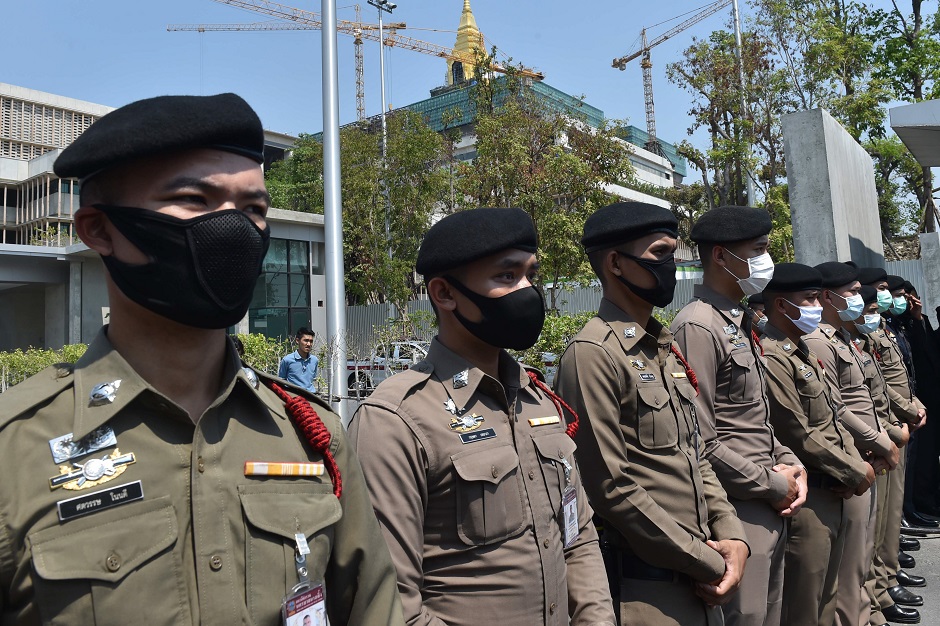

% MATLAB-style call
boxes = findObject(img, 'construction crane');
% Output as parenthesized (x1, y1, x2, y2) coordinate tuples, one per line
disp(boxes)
(612, 0, 731, 157)
(211, 0, 544, 81)
(168, 9, 405, 121)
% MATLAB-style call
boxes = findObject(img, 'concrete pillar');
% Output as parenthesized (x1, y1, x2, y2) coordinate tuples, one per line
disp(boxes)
(44, 283, 66, 349)
(782, 108, 885, 266)
(918, 232, 940, 316)
(68, 260, 82, 344)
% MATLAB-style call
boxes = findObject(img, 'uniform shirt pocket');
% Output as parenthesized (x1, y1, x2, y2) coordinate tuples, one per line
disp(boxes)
(532, 432, 578, 514)
(835, 347, 864, 386)
(28, 496, 189, 626)
(239, 483, 341, 625)
(728, 349, 756, 402)
(796, 379, 828, 427)
(451, 444, 528, 546)
(636, 386, 680, 450)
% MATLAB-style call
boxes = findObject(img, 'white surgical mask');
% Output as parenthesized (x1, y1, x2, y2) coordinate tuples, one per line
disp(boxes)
(784, 299, 823, 334)
(855, 313, 882, 335)
(755, 315, 768, 333)
(837, 293, 865, 321)
(890, 296, 907, 315)
(725, 250, 775, 296)
(876, 290, 893, 313)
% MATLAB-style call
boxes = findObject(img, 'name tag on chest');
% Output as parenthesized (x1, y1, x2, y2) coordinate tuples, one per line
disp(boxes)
(57, 480, 144, 522)
(459, 428, 497, 444)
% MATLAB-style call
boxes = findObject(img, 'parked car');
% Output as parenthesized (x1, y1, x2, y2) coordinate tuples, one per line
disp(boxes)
(347, 340, 430, 396)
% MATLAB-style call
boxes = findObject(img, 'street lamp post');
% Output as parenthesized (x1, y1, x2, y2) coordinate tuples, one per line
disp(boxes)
(368, 0, 396, 260)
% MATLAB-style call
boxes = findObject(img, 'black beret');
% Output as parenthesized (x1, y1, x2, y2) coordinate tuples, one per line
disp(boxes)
(580, 202, 677, 253)
(747, 292, 765, 306)
(886, 275, 906, 291)
(860, 285, 878, 306)
(54, 93, 264, 181)
(764, 263, 823, 293)
(903, 280, 916, 294)
(689, 205, 773, 244)
(857, 266, 888, 286)
(844, 260, 858, 269)
(416, 208, 537, 276)
(815, 261, 859, 288)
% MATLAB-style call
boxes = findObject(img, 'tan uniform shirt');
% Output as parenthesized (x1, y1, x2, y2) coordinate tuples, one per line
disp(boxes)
(856, 335, 905, 444)
(672, 285, 799, 501)
(554, 299, 748, 583)
(868, 322, 924, 424)
(805, 323, 894, 458)
(348, 339, 615, 626)
(0, 329, 403, 626)
(761, 325, 869, 488)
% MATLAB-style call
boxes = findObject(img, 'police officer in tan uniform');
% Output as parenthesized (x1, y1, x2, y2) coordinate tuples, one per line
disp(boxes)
(854, 285, 922, 626)
(0, 94, 404, 626)
(673, 206, 806, 626)
(554, 202, 750, 626)
(760, 264, 874, 626)
(805, 262, 899, 626)
(349, 208, 616, 626)
(860, 269, 928, 621)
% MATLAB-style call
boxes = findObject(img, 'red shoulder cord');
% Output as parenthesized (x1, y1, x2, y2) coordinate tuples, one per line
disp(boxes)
(817, 359, 825, 371)
(670, 346, 700, 396)
(526, 371, 579, 439)
(265, 381, 342, 499)
(751, 330, 764, 356)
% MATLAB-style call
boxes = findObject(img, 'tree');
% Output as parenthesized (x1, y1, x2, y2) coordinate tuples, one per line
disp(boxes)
(872, 0, 940, 231)
(265, 110, 451, 309)
(457, 55, 635, 310)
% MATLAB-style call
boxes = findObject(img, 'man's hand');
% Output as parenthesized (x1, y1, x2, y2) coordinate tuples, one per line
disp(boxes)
(886, 442, 900, 469)
(909, 294, 923, 321)
(770, 465, 802, 512)
(896, 423, 911, 448)
(695, 539, 749, 607)
(856, 459, 876, 499)
(772, 464, 807, 516)
(912, 408, 927, 432)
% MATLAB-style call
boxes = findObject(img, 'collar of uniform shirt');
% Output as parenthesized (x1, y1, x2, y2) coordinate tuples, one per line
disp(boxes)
(425, 337, 533, 412)
(598, 298, 674, 352)
(693, 283, 744, 317)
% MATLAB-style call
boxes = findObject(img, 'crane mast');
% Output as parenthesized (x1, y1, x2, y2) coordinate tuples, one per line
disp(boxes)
(612, 0, 732, 156)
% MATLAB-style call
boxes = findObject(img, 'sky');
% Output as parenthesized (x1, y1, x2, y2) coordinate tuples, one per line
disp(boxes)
(2, 1, 910, 154)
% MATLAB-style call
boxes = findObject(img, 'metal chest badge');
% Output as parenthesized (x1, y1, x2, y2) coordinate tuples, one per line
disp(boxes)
(88, 379, 122, 407)
(49, 426, 118, 464)
(449, 413, 484, 432)
(624, 327, 636, 338)
(630, 359, 647, 371)
(453, 369, 469, 389)
(730, 308, 741, 317)
(50, 448, 137, 491)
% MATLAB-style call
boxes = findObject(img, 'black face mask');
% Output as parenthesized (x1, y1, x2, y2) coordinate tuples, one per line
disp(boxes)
(615, 251, 677, 308)
(444, 275, 546, 350)
(95, 204, 270, 329)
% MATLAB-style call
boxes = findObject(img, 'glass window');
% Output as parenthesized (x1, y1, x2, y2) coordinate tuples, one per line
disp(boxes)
(288, 240, 309, 273)
(249, 307, 288, 338)
(263, 238, 288, 273)
(290, 308, 311, 336)
(289, 274, 309, 307)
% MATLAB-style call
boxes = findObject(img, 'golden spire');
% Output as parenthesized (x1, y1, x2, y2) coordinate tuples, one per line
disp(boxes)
(446, 0, 485, 86)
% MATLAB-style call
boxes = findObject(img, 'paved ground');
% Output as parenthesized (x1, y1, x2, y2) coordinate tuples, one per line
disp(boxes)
(902, 527, 940, 625)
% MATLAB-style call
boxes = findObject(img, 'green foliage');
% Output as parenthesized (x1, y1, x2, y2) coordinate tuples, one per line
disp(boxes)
(0, 344, 87, 390)
(513, 311, 595, 370)
(235, 333, 294, 376)
(265, 110, 451, 309)
(458, 52, 635, 311)
(29, 225, 78, 247)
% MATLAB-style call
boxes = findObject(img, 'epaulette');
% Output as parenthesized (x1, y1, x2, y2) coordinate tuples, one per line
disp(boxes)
(820, 326, 837, 338)
(522, 364, 546, 383)
(359, 361, 436, 410)
(0, 363, 75, 430)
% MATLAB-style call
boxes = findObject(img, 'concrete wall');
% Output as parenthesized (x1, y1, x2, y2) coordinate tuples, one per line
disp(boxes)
(79, 258, 109, 344)
(0, 285, 45, 350)
(782, 108, 885, 266)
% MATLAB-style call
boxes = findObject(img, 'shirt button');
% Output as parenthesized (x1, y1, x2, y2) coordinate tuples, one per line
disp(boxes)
(197, 457, 205, 473)
(105, 552, 121, 572)
(209, 555, 223, 571)
(528, 470, 536, 480)
(491, 466, 499, 478)
(549, 603, 557, 614)
(543, 539, 550, 548)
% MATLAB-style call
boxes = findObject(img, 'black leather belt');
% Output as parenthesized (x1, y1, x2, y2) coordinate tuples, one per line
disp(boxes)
(805, 472, 845, 490)
(620, 552, 677, 582)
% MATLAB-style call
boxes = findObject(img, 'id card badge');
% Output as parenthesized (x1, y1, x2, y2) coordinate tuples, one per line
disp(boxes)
(282, 582, 328, 626)
(562, 486, 579, 547)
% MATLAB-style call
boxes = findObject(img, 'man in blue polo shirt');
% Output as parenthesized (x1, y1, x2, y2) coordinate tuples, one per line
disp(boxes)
(278, 327, 319, 392)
